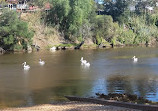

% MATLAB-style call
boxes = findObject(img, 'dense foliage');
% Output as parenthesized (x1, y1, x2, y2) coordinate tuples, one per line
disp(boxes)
(45, 0, 95, 41)
(94, 15, 120, 44)
(1, 0, 158, 50)
(44, 0, 158, 46)
(0, 9, 34, 50)
(101, 0, 158, 45)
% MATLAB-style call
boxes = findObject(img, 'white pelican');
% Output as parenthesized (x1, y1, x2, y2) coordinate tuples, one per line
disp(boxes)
(50, 46, 56, 51)
(22, 62, 30, 70)
(39, 59, 45, 65)
(132, 56, 138, 62)
(85, 62, 90, 67)
(80, 57, 87, 64)
(80, 57, 90, 67)
(80, 57, 83, 61)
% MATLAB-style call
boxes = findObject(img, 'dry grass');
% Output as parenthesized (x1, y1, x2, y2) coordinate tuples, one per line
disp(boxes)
(21, 12, 63, 49)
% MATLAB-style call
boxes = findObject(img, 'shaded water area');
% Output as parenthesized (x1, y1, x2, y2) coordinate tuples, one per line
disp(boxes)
(0, 47, 158, 107)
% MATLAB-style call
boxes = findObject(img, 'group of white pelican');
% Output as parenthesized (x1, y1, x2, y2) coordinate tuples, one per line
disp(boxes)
(22, 46, 56, 70)
(22, 59, 45, 70)
(22, 55, 138, 70)
(22, 57, 91, 70)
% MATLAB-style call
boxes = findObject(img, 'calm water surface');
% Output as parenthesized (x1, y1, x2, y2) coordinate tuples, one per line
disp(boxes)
(0, 47, 158, 107)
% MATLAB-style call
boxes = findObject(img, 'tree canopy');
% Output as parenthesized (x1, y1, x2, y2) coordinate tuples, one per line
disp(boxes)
(1, 0, 158, 50)
(0, 9, 34, 50)
(46, 0, 95, 41)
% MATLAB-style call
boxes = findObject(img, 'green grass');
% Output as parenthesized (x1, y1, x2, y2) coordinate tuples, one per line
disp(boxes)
(47, 43, 78, 49)
(56, 43, 78, 47)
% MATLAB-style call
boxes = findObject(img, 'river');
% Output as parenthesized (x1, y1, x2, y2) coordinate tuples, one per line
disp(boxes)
(0, 47, 158, 107)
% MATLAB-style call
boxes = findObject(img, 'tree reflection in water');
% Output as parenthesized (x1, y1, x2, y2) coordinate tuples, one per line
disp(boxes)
(106, 74, 158, 101)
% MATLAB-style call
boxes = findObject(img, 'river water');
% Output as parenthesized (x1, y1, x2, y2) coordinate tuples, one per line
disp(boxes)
(0, 47, 158, 107)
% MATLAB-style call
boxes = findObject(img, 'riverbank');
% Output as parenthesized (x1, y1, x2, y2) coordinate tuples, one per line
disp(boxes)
(1, 101, 140, 111)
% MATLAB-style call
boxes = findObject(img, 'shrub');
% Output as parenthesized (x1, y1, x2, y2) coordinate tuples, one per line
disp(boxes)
(0, 9, 34, 51)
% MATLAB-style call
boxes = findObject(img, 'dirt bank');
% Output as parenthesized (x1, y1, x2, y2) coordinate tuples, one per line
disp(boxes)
(1, 101, 140, 111)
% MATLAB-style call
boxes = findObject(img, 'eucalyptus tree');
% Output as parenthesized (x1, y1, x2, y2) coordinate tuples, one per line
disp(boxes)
(46, 0, 95, 41)
(103, 0, 129, 21)
(45, 0, 71, 39)
(66, 0, 95, 39)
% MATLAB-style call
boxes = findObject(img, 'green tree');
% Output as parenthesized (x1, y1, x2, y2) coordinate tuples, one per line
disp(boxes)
(46, 0, 70, 27)
(46, 0, 95, 41)
(118, 29, 135, 44)
(122, 16, 158, 45)
(94, 15, 120, 44)
(0, 9, 34, 50)
(64, 0, 95, 40)
(103, 0, 128, 21)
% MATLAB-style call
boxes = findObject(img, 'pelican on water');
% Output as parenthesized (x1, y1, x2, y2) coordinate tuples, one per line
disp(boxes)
(80, 57, 90, 67)
(80, 57, 87, 64)
(22, 62, 30, 70)
(50, 46, 56, 51)
(132, 56, 138, 62)
(39, 59, 45, 65)
(85, 62, 90, 67)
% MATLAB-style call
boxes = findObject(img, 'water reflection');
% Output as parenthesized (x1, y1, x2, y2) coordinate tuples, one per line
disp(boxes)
(81, 63, 90, 69)
(107, 75, 134, 94)
(23, 69, 29, 74)
(106, 74, 158, 101)
(91, 78, 107, 95)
